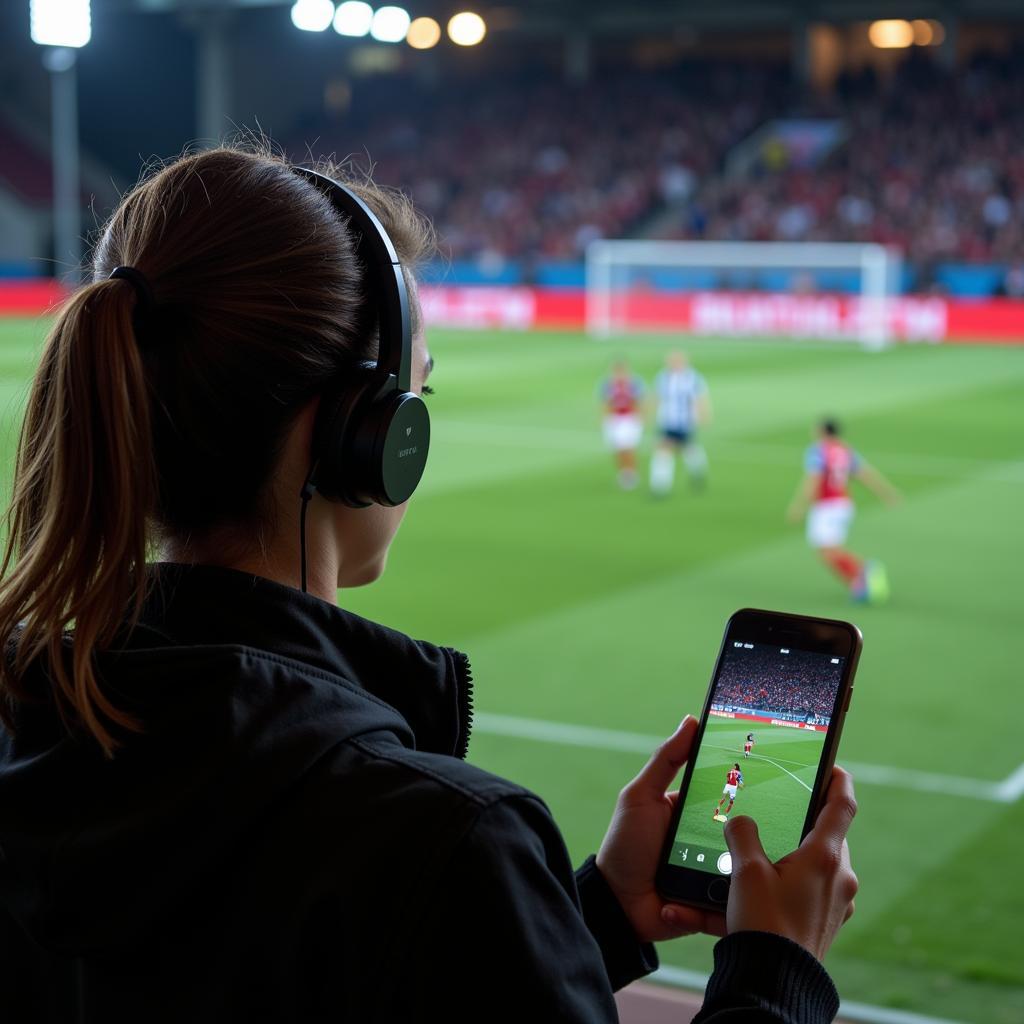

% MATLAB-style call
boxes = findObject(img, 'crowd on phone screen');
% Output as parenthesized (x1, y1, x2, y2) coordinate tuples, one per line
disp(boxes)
(290, 49, 1024, 289)
(716, 649, 839, 719)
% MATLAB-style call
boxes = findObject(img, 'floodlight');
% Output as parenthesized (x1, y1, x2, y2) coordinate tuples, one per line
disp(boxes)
(371, 6, 411, 44)
(448, 11, 486, 47)
(334, 1, 373, 37)
(30, 0, 92, 49)
(868, 20, 914, 49)
(291, 0, 335, 33)
(407, 16, 441, 50)
(911, 19, 945, 46)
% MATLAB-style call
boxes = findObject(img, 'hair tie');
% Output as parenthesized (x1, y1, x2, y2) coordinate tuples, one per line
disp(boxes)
(108, 265, 155, 312)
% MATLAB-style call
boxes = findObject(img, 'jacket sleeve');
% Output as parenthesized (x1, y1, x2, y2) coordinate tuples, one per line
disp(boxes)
(692, 931, 841, 1024)
(404, 793, 651, 1021)
(574, 853, 658, 990)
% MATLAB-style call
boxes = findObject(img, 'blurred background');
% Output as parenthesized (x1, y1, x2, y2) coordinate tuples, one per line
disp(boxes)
(1, 2, 1022, 1022)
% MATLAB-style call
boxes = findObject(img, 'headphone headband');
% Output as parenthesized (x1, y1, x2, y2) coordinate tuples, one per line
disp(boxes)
(292, 166, 413, 392)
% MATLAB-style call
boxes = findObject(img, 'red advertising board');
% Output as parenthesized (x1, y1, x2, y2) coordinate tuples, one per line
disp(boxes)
(4, 281, 1023, 344)
(0, 280, 69, 316)
(421, 287, 1024, 343)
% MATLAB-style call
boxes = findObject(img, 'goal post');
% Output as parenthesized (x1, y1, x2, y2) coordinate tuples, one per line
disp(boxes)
(584, 240, 903, 346)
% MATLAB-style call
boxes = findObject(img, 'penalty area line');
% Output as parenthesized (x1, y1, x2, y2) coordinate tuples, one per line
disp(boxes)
(473, 712, 1020, 803)
(706, 743, 815, 791)
(754, 755, 813, 793)
(706, 742, 817, 770)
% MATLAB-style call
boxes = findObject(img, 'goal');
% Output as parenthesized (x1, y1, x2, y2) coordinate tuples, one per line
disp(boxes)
(584, 240, 903, 346)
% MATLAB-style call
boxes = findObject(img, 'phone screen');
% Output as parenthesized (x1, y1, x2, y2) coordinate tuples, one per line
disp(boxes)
(667, 638, 845, 877)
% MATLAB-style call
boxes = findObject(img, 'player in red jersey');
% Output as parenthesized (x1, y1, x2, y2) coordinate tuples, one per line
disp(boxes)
(599, 360, 645, 489)
(713, 763, 745, 820)
(787, 419, 901, 602)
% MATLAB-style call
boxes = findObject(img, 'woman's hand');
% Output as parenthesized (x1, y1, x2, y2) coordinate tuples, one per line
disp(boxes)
(596, 716, 727, 943)
(724, 766, 859, 962)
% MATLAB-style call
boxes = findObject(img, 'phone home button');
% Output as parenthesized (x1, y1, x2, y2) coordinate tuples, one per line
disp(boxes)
(707, 879, 729, 904)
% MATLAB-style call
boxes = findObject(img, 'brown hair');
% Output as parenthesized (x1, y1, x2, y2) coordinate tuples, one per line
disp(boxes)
(0, 146, 433, 755)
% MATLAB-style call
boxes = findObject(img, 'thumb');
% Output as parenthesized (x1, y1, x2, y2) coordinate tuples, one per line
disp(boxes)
(724, 815, 769, 872)
(624, 715, 697, 801)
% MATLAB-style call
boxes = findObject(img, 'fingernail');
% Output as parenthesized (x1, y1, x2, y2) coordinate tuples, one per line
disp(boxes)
(662, 907, 678, 924)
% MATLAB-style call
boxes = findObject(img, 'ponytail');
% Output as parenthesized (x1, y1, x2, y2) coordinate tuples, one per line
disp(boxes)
(0, 277, 158, 755)
(0, 145, 434, 757)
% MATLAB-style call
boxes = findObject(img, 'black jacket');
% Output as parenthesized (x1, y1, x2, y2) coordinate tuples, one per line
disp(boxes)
(0, 563, 839, 1022)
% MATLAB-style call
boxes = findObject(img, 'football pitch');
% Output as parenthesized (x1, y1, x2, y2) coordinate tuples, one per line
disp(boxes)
(0, 318, 1021, 1022)
(671, 719, 827, 869)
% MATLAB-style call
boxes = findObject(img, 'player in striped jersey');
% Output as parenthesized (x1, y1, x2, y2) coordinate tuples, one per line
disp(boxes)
(599, 360, 645, 489)
(648, 351, 711, 496)
(786, 418, 901, 602)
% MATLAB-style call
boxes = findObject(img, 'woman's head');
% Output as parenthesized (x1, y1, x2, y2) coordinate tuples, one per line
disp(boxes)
(0, 145, 433, 753)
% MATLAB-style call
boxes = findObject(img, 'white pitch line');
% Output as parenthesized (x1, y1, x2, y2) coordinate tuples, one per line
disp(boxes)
(707, 742, 816, 770)
(753, 754, 813, 792)
(473, 712, 1022, 803)
(706, 743, 816, 791)
(995, 762, 1024, 803)
(652, 965, 966, 1024)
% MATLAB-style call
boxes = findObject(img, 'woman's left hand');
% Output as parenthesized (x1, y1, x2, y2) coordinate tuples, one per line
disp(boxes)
(596, 715, 727, 943)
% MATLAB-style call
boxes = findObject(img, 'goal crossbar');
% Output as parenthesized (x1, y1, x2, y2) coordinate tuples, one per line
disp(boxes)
(585, 240, 902, 344)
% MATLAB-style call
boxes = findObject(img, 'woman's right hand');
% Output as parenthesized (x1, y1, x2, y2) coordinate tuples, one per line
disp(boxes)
(723, 766, 859, 963)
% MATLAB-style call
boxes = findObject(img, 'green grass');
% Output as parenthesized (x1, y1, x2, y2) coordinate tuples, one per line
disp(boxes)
(1, 318, 1022, 1022)
(671, 719, 826, 869)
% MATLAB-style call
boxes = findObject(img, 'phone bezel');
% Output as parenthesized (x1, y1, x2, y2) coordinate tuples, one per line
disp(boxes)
(655, 607, 862, 912)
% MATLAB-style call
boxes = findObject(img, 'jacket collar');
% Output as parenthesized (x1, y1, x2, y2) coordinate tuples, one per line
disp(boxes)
(130, 562, 473, 759)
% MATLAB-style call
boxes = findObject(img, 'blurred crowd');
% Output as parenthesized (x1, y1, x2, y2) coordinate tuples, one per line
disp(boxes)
(715, 650, 838, 719)
(676, 51, 1024, 284)
(291, 65, 785, 266)
(296, 48, 1024, 280)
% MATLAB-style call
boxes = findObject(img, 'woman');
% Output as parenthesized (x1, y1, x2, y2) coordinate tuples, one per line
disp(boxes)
(0, 148, 857, 1022)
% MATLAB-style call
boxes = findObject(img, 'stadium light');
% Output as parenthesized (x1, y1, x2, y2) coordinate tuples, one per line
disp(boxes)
(334, 1, 373, 37)
(406, 16, 441, 50)
(30, 0, 91, 48)
(30, 1, 90, 285)
(447, 11, 486, 47)
(370, 6, 410, 43)
(868, 20, 914, 49)
(911, 19, 945, 46)
(291, 0, 335, 33)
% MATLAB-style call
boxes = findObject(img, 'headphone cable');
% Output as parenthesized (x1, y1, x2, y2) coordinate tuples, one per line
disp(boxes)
(299, 493, 311, 593)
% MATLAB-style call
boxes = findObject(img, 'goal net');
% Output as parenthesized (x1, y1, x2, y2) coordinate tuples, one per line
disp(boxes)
(584, 240, 904, 346)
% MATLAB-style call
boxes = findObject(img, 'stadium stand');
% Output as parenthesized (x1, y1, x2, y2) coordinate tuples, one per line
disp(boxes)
(293, 48, 1024, 292)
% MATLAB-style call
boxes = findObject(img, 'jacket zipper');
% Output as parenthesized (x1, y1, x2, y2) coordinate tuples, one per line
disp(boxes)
(445, 648, 474, 761)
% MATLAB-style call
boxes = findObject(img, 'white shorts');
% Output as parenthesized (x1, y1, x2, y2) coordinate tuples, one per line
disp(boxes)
(806, 498, 854, 548)
(722, 784, 737, 799)
(603, 414, 642, 451)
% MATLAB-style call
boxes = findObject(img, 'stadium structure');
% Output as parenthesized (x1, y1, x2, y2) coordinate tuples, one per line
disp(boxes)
(2, 1, 1024, 343)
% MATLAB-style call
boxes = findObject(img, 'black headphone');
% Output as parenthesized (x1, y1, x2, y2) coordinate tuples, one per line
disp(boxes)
(293, 167, 430, 591)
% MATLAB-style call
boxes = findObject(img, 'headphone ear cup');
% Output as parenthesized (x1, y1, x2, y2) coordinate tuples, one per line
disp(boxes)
(309, 379, 430, 508)
(353, 390, 430, 506)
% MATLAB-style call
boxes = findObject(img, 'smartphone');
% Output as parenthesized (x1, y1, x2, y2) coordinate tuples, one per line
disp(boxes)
(656, 607, 861, 912)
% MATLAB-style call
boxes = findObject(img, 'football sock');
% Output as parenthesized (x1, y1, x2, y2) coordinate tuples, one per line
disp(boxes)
(825, 550, 863, 583)
(683, 443, 708, 481)
(650, 450, 675, 493)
